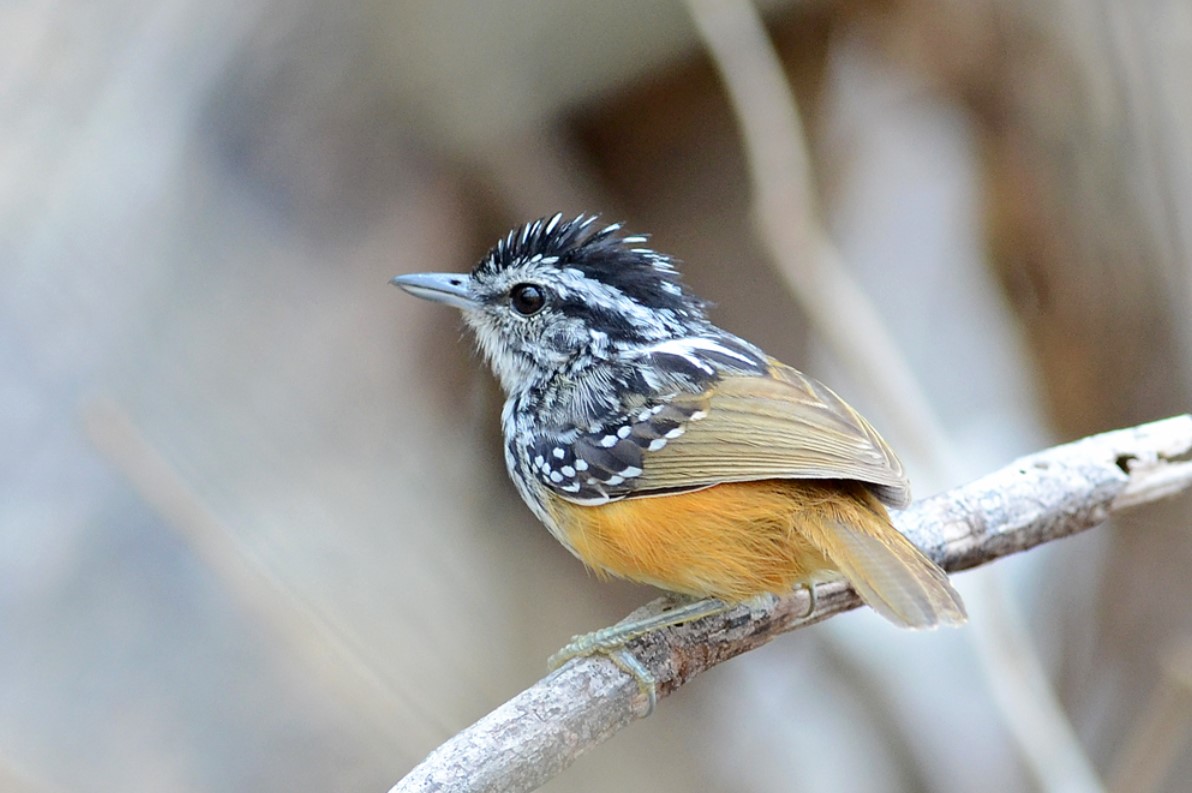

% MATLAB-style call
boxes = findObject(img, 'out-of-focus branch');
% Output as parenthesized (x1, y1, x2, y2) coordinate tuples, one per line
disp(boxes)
(684, 2, 1105, 791)
(685, 0, 954, 469)
(81, 398, 439, 758)
(390, 416, 1192, 793)
(1108, 639, 1192, 793)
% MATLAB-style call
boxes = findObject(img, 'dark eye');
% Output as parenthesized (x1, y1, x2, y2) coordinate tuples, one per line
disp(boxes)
(510, 283, 545, 315)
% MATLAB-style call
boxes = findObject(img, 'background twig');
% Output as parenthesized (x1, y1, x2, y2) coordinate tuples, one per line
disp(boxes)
(686, 0, 952, 466)
(1108, 639, 1192, 793)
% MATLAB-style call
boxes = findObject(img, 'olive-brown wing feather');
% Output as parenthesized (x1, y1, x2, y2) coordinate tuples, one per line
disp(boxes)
(630, 362, 911, 508)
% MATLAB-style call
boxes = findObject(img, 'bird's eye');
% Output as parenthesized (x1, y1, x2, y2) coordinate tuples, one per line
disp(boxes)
(510, 283, 546, 316)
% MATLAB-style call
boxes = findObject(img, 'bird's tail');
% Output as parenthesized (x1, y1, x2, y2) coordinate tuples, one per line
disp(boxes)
(811, 484, 967, 629)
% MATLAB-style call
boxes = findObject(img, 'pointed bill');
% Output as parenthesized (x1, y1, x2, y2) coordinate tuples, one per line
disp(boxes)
(390, 272, 478, 311)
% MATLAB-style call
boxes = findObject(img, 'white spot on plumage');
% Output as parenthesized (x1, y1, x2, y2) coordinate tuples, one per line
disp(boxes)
(575, 459, 589, 471)
(605, 475, 625, 486)
(690, 410, 708, 421)
(562, 482, 581, 493)
(643, 338, 716, 375)
(549, 471, 564, 483)
(552, 448, 565, 459)
(648, 438, 667, 451)
(620, 466, 642, 477)
(599, 435, 618, 447)
(690, 338, 759, 367)
(665, 427, 685, 439)
(616, 426, 631, 439)
(561, 465, 575, 477)
(534, 455, 545, 468)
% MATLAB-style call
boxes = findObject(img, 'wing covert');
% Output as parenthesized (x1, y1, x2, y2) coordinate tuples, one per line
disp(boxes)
(628, 362, 911, 507)
(526, 400, 713, 504)
(532, 349, 909, 508)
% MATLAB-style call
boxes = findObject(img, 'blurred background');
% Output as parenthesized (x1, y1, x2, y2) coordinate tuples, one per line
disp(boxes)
(4, 0, 1192, 791)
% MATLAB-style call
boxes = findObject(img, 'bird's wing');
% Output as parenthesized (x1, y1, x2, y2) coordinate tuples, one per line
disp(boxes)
(627, 361, 911, 507)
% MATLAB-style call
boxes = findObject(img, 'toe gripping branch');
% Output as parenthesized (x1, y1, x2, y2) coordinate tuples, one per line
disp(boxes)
(547, 590, 813, 716)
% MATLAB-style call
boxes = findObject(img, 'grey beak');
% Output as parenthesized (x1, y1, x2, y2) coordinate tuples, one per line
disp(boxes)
(390, 272, 478, 310)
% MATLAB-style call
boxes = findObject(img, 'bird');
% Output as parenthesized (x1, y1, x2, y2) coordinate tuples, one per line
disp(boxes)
(391, 213, 965, 703)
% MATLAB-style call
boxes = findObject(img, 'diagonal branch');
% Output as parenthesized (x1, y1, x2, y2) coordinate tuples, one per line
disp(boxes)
(391, 414, 1192, 793)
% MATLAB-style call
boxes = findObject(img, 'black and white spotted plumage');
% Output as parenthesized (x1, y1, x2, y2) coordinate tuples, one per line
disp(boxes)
(517, 395, 706, 503)
(507, 333, 774, 506)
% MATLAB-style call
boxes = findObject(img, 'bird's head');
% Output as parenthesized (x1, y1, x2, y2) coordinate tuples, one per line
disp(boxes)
(392, 214, 707, 394)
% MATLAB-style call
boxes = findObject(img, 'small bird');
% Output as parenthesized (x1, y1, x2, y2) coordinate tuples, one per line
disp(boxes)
(392, 214, 965, 695)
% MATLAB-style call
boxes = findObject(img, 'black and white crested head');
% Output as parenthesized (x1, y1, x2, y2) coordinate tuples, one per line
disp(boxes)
(452, 213, 710, 394)
(476, 214, 705, 321)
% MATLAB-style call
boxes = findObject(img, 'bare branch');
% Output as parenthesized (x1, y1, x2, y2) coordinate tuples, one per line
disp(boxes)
(391, 415, 1192, 793)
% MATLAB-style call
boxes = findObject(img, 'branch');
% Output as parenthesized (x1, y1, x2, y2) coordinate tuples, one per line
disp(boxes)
(390, 415, 1192, 793)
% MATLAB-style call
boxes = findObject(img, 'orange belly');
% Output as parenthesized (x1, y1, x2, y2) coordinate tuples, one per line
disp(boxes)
(546, 479, 884, 602)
